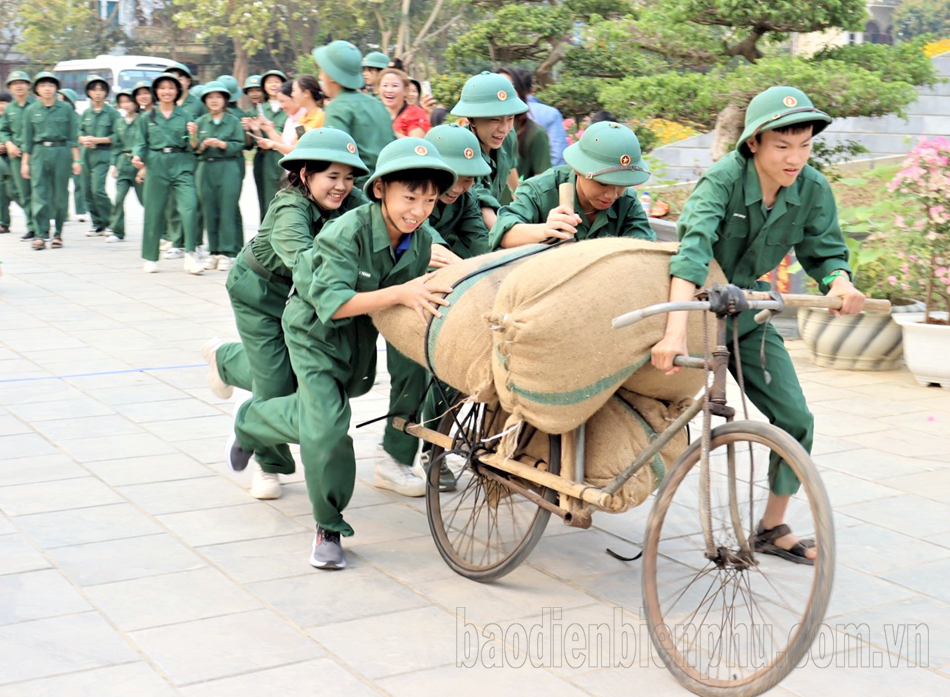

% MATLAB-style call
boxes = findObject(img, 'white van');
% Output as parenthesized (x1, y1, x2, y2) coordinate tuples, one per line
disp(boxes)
(53, 55, 182, 108)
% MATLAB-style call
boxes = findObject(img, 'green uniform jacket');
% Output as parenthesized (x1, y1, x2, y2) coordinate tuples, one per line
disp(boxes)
(254, 102, 288, 158)
(473, 128, 518, 211)
(194, 112, 245, 161)
(427, 189, 489, 259)
(79, 103, 118, 147)
(290, 203, 432, 397)
(111, 114, 138, 166)
(490, 165, 655, 249)
(670, 151, 850, 291)
(517, 121, 551, 181)
(22, 100, 78, 153)
(0, 95, 36, 146)
(179, 93, 205, 120)
(250, 187, 369, 279)
(133, 106, 195, 166)
(322, 90, 394, 176)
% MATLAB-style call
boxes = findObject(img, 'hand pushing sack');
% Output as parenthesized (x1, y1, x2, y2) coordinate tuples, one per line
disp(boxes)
(490, 238, 725, 434)
(371, 245, 549, 403)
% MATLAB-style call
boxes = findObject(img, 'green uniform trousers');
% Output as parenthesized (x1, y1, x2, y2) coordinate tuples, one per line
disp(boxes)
(216, 254, 296, 474)
(197, 158, 243, 256)
(72, 171, 86, 216)
(81, 147, 112, 229)
(252, 150, 282, 222)
(383, 345, 427, 466)
(109, 158, 143, 238)
(8, 154, 33, 233)
(728, 311, 813, 497)
(30, 145, 71, 238)
(0, 156, 13, 227)
(141, 153, 199, 261)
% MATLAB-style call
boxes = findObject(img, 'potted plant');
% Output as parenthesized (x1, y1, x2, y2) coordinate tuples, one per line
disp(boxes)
(887, 137, 950, 386)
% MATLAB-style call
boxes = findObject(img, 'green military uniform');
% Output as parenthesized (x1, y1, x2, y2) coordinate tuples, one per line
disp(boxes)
(108, 94, 143, 239)
(314, 41, 395, 180)
(23, 75, 78, 240)
(57, 88, 87, 222)
(233, 139, 454, 535)
(0, 142, 12, 230)
(670, 86, 847, 497)
(79, 76, 117, 231)
(0, 71, 36, 236)
(134, 73, 200, 262)
(517, 121, 551, 182)
(250, 71, 289, 220)
(179, 93, 205, 120)
(194, 83, 247, 260)
(216, 128, 370, 477)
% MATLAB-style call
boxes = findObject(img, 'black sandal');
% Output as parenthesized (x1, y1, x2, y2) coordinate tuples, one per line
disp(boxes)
(752, 522, 816, 566)
(50, 237, 63, 248)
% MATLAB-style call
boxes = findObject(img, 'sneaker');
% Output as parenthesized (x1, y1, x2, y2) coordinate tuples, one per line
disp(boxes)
(159, 239, 173, 252)
(184, 252, 204, 275)
(217, 256, 233, 272)
(225, 392, 253, 472)
(201, 337, 234, 400)
(202, 254, 219, 271)
(105, 234, 122, 243)
(309, 526, 346, 569)
(163, 247, 184, 260)
(412, 450, 458, 492)
(0, 225, 9, 234)
(85, 228, 105, 237)
(250, 462, 281, 499)
(374, 445, 425, 497)
(143, 260, 159, 273)
(20, 231, 34, 241)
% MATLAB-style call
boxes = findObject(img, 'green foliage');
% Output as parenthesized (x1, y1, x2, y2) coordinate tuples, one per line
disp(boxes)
(809, 140, 869, 180)
(813, 38, 939, 90)
(430, 71, 470, 112)
(536, 76, 612, 121)
(598, 71, 724, 128)
(894, 0, 950, 40)
(677, 0, 866, 33)
(16, 0, 129, 65)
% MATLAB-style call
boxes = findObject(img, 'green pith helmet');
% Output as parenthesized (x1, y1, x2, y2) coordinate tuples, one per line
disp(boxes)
(168, 63, 193, 80)
(261, 69, 288, 85)
(451, 71, 528, 118)
(563, 121, 651, 187)
(279, 127, 369, 175)
(31, 71, 60, 94)
(58, 88, 79, 106)
(243, 75, 263, 92)
(200, 80, 230, 104)
(6, 70, 31, 87)
(190, 85, 205, 101)
(737, 86, 832, 156)
(132, 80, 153, 98)
(313, 40, 364, 90)
(361, 51, 390, 70)
(363, 138, 457, 200)
(425, 124, 491, 178)
(84, 74, 110, 96)
(216, 75, 241, 102)
(113, 88, 134, 108)
(151, 72, 183, 102)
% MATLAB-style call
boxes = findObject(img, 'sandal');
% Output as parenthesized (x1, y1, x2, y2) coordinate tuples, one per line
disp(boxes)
(32, 238, 46, 251)
(50, 237, 63, 248)
(752, 522, 816, 566)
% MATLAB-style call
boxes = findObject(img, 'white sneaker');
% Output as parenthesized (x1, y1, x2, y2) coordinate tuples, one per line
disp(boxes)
(143, 260, 159, 273)
(250, 462, 281, 499)
(105, 234, 122, 243)
(217, 256, 233, 272)
(203, 254, 220, 271)
(84, 228, 104, 237)
(184, 252, 204, 274)
(163, 247, 184, 260)
(160, 239, 173, 252)
(374, 445, 425, 497)
(201, 337, 234, 399)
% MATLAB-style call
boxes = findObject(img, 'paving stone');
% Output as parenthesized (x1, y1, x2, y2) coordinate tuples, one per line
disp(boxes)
(49, 534, 206, 586)
(0, 534, 51, 576)
(82, 453, 213, 487)
(179, 658, 379, 697)
(0, 569, 92, 624)
(58, 433, 177, 463)
(197, 530, 315, 584)
(0, 662, 178, 697)
(156, 503, 305, 547)
(0, 433, 58, 460)
(840, 495, 950, 538)
(32, 415, 145, 441)
(0, 454, 89, 486)
(377, 661, 591, 697)
(118, 476, 250, 516)
(15, 503, 163, 548)
(0, 477, 123, 517)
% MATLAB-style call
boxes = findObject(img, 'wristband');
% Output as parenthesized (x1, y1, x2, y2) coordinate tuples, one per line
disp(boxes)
(821, 269, 849, 286)
(73, 159, 81, 163)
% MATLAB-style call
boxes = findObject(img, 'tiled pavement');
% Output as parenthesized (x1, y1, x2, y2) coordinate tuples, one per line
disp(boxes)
(1, 175, 949, 695)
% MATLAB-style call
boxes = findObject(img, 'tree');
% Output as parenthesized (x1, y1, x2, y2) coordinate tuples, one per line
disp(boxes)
(894, 0, 950, 40)
(16, 0, 129, 66)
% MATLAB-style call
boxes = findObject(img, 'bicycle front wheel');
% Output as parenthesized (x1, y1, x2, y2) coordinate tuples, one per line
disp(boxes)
(642, 421, 834, 697)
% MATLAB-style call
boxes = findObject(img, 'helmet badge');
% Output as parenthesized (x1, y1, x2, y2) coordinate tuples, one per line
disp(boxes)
(783, 96, 798, 108)
(414, 145, 428, 156)
(620, 154, 631, 166)
(346, 142, 356, 154)
(463, 147, 475, 159)
(497, 90, 508, 101)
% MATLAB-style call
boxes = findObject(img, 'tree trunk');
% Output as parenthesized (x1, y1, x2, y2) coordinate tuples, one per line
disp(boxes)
(534, 39, 568, 87)
(232, 38, 250, 109)
(710, 104, 745, 162)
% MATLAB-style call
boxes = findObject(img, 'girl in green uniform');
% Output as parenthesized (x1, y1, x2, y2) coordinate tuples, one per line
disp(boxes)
(204, 127, 369, 500)
(194, 81, 246, 272)
(79, 75, 117, 237)
(105, 90, 143, 243)
(245, 70, 289, 220)
(0, 70, 36, 240)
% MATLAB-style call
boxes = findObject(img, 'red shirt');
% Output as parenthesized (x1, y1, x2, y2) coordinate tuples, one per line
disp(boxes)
(393, 104, 430, 137)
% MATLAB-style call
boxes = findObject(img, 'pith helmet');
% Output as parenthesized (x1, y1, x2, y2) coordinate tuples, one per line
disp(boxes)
(151, 72, 183, 102)
(190, 85, 205, 101)
(313, 40, 364, 90)
(200, 81, 231, 104)
(84, 74, 110, 95)
(168, 63, 193, 80)
(363, 138, 457, 200)
(58, 88, 79, 106)
(6, 70, 31, 87)
(215, 75, 241, 102)
(113, 88, 133, 103)
(361, 51, 390, 70)
(261, 69, 287, 85)
(131, 80, 153, 97)
(425, 124, 491, 178)
(32, 71, 60, 93)
(279, 127, 369, 175)
(450, 72, 528, 118)
(243, 75, 263, 92)
(563, 121, 651, 187)
(737, 86, 832, 156)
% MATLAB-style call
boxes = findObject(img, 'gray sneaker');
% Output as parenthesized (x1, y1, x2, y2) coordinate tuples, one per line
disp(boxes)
(309, 526, 346, 570)
(225, 432, 252, 472)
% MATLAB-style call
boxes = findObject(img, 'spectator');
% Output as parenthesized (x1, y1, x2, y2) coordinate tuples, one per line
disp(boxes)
(523, 70, 567, 166)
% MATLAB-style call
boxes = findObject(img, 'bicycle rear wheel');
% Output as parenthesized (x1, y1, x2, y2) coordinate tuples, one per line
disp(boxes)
(642, 421, 834, 697)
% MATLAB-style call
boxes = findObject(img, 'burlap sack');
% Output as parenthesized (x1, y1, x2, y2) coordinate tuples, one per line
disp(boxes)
(372, 245, 548, 402)
(490, 238, 723, 434)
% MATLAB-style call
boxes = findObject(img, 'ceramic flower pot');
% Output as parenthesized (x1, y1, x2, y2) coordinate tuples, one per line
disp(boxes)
(896, 313, 950, 387)
(797, 307, 904, 371)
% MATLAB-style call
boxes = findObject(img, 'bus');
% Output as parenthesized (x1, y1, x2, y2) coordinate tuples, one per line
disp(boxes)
(53, 55, 183, 108)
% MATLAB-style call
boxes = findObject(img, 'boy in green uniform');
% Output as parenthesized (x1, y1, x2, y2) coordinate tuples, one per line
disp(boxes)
(227, 138, 456, 569)
(491, 121, 654, 248)
(313, 40, 395, 180)
(57, 88, 88, 225)
(169, 63, 203, 120)
(132, 72, 202, 274)
(361, 51, 390, 95)
(162, 65, 203, 257)
(194, 81, 247, 272)
(21, 73, 81, 250)
(204, 128, 369, 500)
(0, 71, 36, 239)
(106, 89, 142, 243)
(0, 93, 14, 233)
(79, 75, 117, 237)
(652, 86, 866, 565)
(247, 70, 289, 220)
(451, 71, 527, 229)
